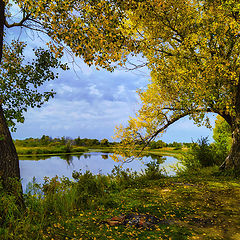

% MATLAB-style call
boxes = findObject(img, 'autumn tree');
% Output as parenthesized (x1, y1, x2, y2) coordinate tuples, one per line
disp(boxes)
(112, 0, 240, 171)
(1, 0, 240, 193)
(0, 0, 133, 188)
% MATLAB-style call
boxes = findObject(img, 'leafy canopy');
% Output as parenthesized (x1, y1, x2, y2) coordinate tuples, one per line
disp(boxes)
(0, 40, 67, 130)
(111, 0, 240, 160)
(213, 115, 232, 160)
(2, 0, 137, 129)
(3, 1, 240, 150)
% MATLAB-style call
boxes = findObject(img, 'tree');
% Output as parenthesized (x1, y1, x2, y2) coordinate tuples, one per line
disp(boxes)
(0, 0, 127, 189)
(0, 40, 66, 189)
(112, 0, 240, 171)
(100, 138, 109, 146)
(1, 0, 240, 194)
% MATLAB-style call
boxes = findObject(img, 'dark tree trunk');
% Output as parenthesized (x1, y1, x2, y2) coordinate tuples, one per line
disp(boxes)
(0, 104, 24, 207)
(0, 2, 24, 207)
(0, 0, 4, 63)
(0, 105, 21, 182)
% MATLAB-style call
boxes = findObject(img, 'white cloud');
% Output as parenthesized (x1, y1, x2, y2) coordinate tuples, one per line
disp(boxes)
(88, 84, 103, 97)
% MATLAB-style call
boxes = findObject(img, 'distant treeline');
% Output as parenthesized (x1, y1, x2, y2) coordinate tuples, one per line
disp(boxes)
(149, 140, 191, 149)
(14, 135, 191, 149)
(14, 135, 114, 148)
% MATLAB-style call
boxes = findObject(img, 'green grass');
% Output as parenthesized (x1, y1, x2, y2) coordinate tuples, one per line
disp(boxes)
(1, 167, 240, 240)
(144, 147, 188, 159)
(16, 146, 88, 156)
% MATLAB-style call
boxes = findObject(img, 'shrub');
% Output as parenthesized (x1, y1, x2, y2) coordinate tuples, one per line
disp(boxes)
(141, 160, 166, 180)
(180, 137, 218, 172)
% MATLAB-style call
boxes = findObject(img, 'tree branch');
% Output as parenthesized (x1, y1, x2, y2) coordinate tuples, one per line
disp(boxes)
(124, 112, 190, 163)
(5, 13, 31, 28)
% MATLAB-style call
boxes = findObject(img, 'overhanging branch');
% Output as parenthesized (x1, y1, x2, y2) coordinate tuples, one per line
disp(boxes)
(5, 13, 31, 28)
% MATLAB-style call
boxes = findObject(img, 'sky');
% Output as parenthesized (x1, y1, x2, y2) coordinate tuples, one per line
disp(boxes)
(6, 4, 216, 143)
(11, 59, 216, 143)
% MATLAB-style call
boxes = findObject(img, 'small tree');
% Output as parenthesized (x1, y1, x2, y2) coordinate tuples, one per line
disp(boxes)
(100, 138, 109, 147)
(0, 40, 66, 190)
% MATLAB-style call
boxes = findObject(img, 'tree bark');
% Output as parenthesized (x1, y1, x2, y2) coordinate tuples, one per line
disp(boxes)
(0, 0, 21, 183)
(0, 105, 21, 181)
(0, 0, 4, 63)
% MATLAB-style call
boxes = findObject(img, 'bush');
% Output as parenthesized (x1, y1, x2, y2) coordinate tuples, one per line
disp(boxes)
(180, 137, 218, 171)
(141, 161, 166, 180)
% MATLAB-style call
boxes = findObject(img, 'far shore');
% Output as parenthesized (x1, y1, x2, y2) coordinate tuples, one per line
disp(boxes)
(17, 146, 187, 159)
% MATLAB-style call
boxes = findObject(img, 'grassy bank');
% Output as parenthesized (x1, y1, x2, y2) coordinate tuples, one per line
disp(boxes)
(16, 146, 115, 157)
(1, 166, 240, 239)
(16, 145, 186, 158)
(145, 147, 188, 159)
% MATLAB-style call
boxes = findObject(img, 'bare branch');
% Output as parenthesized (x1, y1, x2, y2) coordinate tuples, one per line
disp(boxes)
(122, 112, 190, 164)
(5, 13, 31, 28)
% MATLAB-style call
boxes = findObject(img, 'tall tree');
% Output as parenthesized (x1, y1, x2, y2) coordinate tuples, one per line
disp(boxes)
(0, 0, 131, 188)
(0, 1, 68, 189)
(112, 0, 240, 171)
(1, 0, 240, 192)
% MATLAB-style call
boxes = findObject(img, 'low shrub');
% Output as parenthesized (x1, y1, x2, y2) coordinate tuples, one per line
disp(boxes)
(140, 160, 166, 180)
(180, 137, 218, 172)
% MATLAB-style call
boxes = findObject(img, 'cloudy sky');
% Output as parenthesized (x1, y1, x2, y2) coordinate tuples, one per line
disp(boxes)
(6, 6, 216, 143)
(11, 57, 216, 143)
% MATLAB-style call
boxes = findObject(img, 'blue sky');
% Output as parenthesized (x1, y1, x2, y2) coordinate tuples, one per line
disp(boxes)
(6, 5, 216, 143)
(11, 59, 216, 143)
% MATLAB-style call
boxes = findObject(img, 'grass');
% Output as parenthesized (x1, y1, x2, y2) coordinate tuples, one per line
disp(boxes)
(146, 147, 188, 158)
(1, 166, 240, 239)
(16, 146, 88, 156)
(16, 146, 115, 157)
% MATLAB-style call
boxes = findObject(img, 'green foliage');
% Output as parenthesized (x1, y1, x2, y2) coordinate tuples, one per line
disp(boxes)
(1, 41, 68, 130)
(71, 170, 110, 208)
(180, 137, 218, 172)
(1, 168, 240, 239)
(212, 115, 232, 163)
(141, 160, 166, 180)
(149, 140, 166, 149)
(0, 178, 24, 238)
(100, 138, 109, 146)
(110, 166, 138, 189)
(14, 135, 115, 156)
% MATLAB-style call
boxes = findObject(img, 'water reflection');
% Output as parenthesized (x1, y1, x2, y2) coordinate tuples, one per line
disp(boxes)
(19, 152, 179, 191)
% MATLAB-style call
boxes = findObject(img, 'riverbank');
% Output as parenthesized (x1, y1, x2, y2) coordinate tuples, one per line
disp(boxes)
(16, 146, 114, 157)
(16, 145, 186, 158)
(1, 167, 240, 239)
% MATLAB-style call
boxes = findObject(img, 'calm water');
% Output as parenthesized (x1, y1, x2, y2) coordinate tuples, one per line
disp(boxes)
(19, 152, 179, 191)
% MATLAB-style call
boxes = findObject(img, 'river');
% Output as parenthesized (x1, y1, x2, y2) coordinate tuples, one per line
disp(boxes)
(19, 152, 179, 191)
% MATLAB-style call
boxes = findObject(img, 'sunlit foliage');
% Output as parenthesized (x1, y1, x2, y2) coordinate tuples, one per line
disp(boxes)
(3, 1, 240, 167)
(110, 1, 240, 168)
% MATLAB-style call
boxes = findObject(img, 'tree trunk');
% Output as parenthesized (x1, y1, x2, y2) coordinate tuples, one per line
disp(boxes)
(220, 125, 240, 171)
(0, 104, 24, 207)
(0, 0, 5, 63)
(0, 105, 21, 181)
